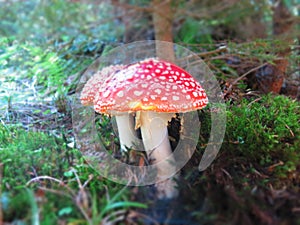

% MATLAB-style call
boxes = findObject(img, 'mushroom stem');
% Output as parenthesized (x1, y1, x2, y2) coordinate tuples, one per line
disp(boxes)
(115, 113, 137, 152)
(139, 111, 179, 199)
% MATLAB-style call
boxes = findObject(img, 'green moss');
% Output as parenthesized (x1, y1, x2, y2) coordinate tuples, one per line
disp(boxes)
(0, 124, 145, 224)
(225, 94, 299, 176)
(0, 125, 78, 189)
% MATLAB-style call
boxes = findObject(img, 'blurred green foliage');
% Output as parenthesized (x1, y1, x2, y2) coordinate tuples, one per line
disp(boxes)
(0, 0, 125, 105)
(0, 35, 107, 106)
(0, 124, 77, 187)
(0, 0, 124, 43)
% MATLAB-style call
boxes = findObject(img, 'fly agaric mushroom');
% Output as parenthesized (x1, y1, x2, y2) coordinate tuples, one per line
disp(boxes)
(80, 65, 137, 152)
(92, 58, 208, 199)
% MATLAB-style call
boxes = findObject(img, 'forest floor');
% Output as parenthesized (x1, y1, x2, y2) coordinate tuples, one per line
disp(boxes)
(0, 37, 299, 225)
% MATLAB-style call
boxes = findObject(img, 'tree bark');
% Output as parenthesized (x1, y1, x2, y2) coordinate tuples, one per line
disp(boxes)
(152, 0, 175, 61)
(272, 0, 294, 94)
(273, 0, 294, 72)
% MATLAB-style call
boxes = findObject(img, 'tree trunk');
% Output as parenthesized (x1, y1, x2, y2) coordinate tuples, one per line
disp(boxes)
(273, 0, 294, 72)
(152, 0, 175, 61)
(272, 0, 294, 94)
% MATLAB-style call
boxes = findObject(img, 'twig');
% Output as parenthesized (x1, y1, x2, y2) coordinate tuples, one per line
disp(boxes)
(127, 210, 160, 225)
(36, 186, 73, 199)
(221, 168, 233, 180)
(72, 169, 90, 215)
(226, 62, 268, 96)
(284, 123, 295, 137)
(26, 176, 65, 186)
(176, 47, 228, 65)
(27, 176, 77, 200)
(27, 175, 93, 225)
(101, 209, 126, 225)
(247, 97, 262, 107)
(197, 46, 228, 57)
(82, 174, 94, 188)
(208, 55, 239, 61)
(268, 161, 284, 172)
(111, 0, 153, 13)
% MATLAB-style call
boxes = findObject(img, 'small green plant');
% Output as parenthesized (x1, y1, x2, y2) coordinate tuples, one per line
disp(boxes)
(26, 169, 146, 225)
(0, 122, 146, 224)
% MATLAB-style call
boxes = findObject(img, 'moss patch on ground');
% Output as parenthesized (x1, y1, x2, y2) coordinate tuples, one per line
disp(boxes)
(180, 94, 300, 225)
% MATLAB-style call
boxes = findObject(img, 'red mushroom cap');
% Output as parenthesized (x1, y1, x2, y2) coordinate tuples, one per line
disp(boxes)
(80, 65, 124, 106)
(94, 58, 208, 114)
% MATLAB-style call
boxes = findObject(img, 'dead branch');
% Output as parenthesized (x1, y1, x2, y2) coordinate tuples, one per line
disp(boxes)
(225, 62, 268, 96)
(110, 0, 153, 13)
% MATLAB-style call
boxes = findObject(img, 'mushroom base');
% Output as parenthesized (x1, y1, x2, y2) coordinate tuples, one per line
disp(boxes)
(139, 111, 179, 199)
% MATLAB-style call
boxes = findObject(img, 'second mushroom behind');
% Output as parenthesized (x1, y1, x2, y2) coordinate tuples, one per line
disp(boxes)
(80, 64, 138, 152)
